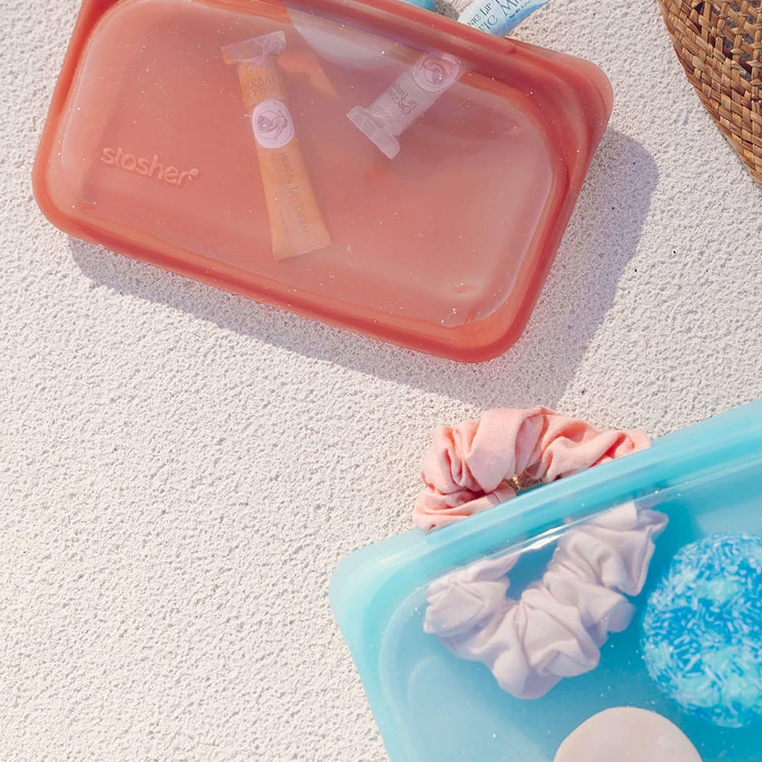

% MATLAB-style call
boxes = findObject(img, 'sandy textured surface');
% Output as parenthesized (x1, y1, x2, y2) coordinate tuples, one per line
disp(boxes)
(2, 0, 762, 760)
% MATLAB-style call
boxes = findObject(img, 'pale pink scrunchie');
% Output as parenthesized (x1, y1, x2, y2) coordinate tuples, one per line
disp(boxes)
(423, 502, 668, 699)
(414, 407, 650, 532)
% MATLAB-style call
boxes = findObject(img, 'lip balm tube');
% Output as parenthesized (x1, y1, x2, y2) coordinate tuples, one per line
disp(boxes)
(458, 0, 551, 37)
(222, 32, 331, 260)
(347, 52, 461, 160)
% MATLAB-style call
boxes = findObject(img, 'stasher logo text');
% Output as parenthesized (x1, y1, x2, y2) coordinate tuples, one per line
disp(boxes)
(101, 147, 200, 188)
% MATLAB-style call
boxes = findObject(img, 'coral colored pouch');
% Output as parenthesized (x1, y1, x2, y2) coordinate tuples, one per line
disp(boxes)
(34, 0, 612, 361)
(331, 401, 762, 761)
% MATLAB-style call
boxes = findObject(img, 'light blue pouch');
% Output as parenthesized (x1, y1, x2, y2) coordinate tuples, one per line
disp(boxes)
(331, 400, 762, 762)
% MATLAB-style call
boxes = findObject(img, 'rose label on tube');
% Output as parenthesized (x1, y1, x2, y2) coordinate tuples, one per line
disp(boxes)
(252, 100, 295, 150)
(348, 52, 461, 160)
(459, 0, 551, 37)
(222, 33, 331, 260)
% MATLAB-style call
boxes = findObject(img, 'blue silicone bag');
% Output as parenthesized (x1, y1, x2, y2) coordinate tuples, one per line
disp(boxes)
(330, 400, 762, 762)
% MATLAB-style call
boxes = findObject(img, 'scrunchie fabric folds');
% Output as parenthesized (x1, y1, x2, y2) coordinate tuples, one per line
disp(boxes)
(423, 502, 668, 699)
(414, 407, 650, 532)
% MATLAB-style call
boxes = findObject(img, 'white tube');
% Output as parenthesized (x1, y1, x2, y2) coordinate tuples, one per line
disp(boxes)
(347, 52, 460, 159)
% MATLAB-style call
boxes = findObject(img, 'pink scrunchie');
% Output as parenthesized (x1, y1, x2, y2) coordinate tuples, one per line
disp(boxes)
(414, 407, 650, 532)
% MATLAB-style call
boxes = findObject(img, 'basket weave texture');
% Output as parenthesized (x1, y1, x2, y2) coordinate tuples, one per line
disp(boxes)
(657, 1, 762, 186)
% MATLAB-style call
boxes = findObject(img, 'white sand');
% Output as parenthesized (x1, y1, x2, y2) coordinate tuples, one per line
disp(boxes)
(2, 0, 762, 759)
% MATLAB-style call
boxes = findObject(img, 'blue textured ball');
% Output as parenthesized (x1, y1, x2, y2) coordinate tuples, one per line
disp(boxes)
(641, 533, 762, 729)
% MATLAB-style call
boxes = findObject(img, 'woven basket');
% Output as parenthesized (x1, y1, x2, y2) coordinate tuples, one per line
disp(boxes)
(657, 1, 762, 186)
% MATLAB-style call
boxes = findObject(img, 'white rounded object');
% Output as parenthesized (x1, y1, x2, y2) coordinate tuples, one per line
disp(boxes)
(554, 708, 702, 762)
